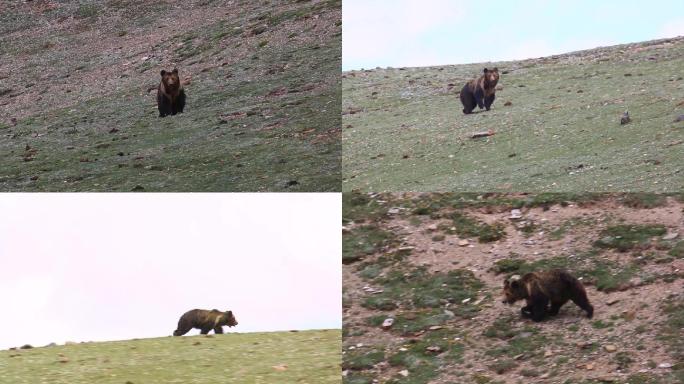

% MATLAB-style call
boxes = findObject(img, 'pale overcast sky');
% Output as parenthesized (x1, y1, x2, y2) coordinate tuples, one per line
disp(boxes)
(343, 0, 684, 70)
(0, 193, 341, 350)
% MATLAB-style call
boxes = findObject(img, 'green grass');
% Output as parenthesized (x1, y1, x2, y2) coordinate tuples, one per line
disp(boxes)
(343, 225, 397, 264)
(442, 212, 506, 242)
(343, 37, 684, 192)
(0, 1, 341, 192)
(594, 224, 667, 252)
(0, 330, 340, 384)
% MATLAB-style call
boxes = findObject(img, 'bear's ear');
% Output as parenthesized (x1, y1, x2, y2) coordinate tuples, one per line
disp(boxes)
(504, 279, 510, 287)
(483, 68, 489, 73)
(160, 70, 166, 77)
(492, 67, 498, 72)
(172, 68, 178, 74)
(226, 310, 233, 316)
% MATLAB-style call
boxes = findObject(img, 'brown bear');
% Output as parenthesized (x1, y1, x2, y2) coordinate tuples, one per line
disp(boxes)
(157, 68, 186, 117)
(502, 269, 593, 322)
(460, 67, 499, 114)
(173, 309, 238, 336)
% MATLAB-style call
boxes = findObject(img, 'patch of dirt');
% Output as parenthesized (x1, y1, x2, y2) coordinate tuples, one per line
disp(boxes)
(343, 194, 684, 383)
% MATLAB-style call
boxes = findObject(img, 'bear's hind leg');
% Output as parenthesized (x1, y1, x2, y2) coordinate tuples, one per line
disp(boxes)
(571, 295, 594, 318)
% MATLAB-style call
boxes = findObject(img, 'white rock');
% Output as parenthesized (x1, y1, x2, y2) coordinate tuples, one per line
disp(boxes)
(509, 209, 523, 220)
(658, 363, 673, 369)
(663, 232, 679, 240)
(399, 369, 409, 377)
(382, 318, 394, 330)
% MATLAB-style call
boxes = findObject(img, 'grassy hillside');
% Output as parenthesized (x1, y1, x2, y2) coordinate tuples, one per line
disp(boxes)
(343, 38, 684, 192)
(0, 329, 341, 383)
(0, 0, 341, 191)
(343, 193, 684, 383)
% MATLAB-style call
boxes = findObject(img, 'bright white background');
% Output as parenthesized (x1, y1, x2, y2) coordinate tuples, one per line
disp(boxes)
(0, 193, 341, 350)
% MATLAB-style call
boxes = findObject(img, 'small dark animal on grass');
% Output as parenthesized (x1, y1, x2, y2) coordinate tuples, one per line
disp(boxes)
(173, 309, 238, 336)
(460, 67, 499, 114)
(502, 269, 593, 322)
(157, 68, 186, 117)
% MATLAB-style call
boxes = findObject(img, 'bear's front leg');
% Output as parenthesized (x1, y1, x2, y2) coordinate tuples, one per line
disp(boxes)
(520, 305, 533, 318)
(484, 94, 495, 111)
(213, 326, 224, 334)
(474, 88, 485, 109)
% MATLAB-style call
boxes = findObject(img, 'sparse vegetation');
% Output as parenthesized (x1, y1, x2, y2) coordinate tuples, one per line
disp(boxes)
(343, 193, 682, 383)
(343, 38, 684, 192)
(1, 330, 340, 383)
(0, 0, 341, 192)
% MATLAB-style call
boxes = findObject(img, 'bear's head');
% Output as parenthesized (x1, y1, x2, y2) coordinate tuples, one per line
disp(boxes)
(160, 68, 180, 92)
(221, 310, 238, 327)
(502, 275, 525, 304)
(482, 67, 499, 87)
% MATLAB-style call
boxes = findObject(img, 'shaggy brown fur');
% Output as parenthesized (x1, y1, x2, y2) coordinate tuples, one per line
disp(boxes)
(173, 309, 238, 336)
(460, 67, 499, 114)
(157, 68, 186, 117)
(502, 269, 593, 322)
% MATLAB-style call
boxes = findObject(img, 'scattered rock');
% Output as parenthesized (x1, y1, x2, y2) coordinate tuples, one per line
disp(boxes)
(604, 344, 617, 352)
(509, 209, 523, 220)
(387, 207, 400, 215)
(382, 318, 394, 330)
(674, 115, 684, 122)
(428, 326, 443, 331)
(131, 185, 144, 191)
(585, 363, 595, 370)
(606, 298, 620, 306)
(426, 346, 442, 354)
(658, 362, 673, 369)
(271, 364, 288, 371)
(504, 101, 512, 106)
(471, 129, 495, 139)
(544, 350, 553, 357)
(458, 239, 470, 247)
(620, 111, 631, 125)
(461, 298, 471, 304)
(398, 370, 409, 377)
(108, 128, 119, 133)
(427, 224, 438, 231)
(663, 232, 679, 240)
(284, 180, 298, 188)
(20, 344, 33, 349)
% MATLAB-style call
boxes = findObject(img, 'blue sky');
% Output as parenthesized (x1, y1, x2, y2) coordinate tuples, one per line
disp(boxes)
(343, 0, 684, 70)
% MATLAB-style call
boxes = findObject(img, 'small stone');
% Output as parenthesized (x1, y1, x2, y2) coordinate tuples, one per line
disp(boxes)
(658, 362, 673, 369)
(271, 364, 288, 371)
(399, 370, 409, 377)
(398, 347, 408, 352)
(426, 346, 442, 354)
(382, 318, 394, 330)
(458, 239, 469, 247)
(544, 350, 553, 357)
(387, 207, 400, 214)
(620, 111, 631, 125)
(504, 101, 512, 106)
(586, 363, 595, 370)
(513, 353, 525, 360)
(428, 326, 443, 331)
(427, 224, 438, 231)
(604, 345, 617, 352)
(461, 298, 471, 304)
(509, 209, 523, 220)
(662, 232, 679, 240)
(606, 298, 620, 306)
